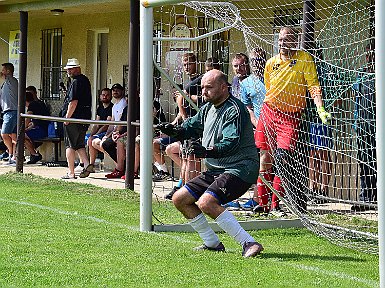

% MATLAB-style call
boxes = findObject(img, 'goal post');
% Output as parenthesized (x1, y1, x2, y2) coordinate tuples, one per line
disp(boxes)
(139, 0, 242, 232)
(375, 0, 385, 285)
(139, 3, 154, 232)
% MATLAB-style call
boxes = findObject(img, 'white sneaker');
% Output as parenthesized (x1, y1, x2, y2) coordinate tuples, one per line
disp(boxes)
(74, 164, 84, 173)
(269, 207, 286, 217)
(7, 158, 16, 166)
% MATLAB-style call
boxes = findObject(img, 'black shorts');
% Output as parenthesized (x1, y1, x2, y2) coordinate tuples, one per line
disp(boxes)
(185, 172, 252, 205)
(64, 123, 88, 150)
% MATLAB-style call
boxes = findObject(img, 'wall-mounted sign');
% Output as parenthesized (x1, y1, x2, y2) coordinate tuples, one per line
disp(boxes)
(9, 30, 20, 79)
(170, 23, 191, 51)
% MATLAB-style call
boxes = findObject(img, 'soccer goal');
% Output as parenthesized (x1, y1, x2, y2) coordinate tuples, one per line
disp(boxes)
(139, 0, 382, 259)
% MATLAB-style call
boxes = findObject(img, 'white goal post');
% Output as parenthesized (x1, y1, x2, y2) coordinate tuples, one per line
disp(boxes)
(375, 1, 385, 286)
(139, 2, 154, 232)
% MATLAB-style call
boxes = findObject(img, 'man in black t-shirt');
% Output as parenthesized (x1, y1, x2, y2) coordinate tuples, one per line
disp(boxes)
(75, 88, 113, 173)
(173, 53, 203, 123)
(88, 89, 113, 165)
(61, 58, 92, 179)
(161, 53, 203, 190)
(165, 54, 203, 181)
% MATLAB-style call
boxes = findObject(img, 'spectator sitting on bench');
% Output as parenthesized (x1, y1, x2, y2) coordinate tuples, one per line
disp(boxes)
(164, 57, 219, 199)
(105, 105, 129, 178)
(75, 87, 113, 173)
(27, 85, 47, 104)
(25, 91, 50, 164)
(94, 83, 127, 177)
(107, 100, 166, 179)
(26, 85, 52, 123)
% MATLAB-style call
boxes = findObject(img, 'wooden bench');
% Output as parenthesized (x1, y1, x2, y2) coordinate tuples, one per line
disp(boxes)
(35, 137, 62, 162)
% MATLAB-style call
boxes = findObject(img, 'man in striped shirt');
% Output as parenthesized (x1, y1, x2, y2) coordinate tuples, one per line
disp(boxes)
(158, 69, 263, 258)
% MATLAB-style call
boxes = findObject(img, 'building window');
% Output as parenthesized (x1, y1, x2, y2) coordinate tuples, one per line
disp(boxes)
(198, 17, 230, 75)
(41, 28, 63, 100)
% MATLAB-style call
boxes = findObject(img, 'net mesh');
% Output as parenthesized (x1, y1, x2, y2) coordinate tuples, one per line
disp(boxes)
(150, 0, 377, 254)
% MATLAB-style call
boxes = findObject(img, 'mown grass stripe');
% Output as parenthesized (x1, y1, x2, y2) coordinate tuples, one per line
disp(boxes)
(0, 196, 378, 287)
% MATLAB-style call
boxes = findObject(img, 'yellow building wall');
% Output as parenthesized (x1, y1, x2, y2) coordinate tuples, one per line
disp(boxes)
(0, 11, 130, 94)
(0, 11, 130, 163)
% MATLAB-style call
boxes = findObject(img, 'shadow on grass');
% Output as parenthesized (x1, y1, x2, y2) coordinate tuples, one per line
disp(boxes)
(261, 252, 366, 262)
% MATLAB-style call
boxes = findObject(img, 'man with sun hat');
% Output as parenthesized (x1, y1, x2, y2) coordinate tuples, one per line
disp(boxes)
(61, 58, 92, 179)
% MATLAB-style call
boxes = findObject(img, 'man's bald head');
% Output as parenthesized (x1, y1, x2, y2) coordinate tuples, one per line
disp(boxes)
(201, 69, 229, 106)
(202, 69, 227, 84)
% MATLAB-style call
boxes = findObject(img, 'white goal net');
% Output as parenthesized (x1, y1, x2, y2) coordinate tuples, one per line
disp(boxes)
(148, 0, 377, 254)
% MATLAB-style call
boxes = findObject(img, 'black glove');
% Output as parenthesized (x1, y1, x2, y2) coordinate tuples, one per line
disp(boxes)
(188, 140, 217, 158)
(156, 123, 184, 140)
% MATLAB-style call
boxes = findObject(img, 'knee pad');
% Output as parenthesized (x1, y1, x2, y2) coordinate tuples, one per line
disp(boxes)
(274, 148, 291, 176)
(274, 148, 289, 163)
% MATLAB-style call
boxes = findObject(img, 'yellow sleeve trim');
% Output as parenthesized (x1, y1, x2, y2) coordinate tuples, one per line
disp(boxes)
(309, 86, 321, 99)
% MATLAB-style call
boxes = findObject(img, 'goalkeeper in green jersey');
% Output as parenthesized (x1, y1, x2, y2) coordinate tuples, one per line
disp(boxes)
(158, 69, 263, 258)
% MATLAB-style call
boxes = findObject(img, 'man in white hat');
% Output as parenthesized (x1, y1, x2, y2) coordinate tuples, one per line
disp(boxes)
(61, 58, 93, 179)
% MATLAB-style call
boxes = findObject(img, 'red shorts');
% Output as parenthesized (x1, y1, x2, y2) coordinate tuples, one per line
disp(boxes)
(255, 103, 301, 151)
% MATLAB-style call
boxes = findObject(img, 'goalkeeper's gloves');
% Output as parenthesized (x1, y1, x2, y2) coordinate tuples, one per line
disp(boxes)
(187, 140, 218, 158)
(317, 106, 331, 125)
(156, 123, 185, 140)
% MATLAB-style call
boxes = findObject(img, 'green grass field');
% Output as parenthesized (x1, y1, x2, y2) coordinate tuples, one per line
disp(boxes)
(0, 172, 379, 287)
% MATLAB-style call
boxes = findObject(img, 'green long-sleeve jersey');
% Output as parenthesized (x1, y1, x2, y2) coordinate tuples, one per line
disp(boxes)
(182, 95, 259, 184)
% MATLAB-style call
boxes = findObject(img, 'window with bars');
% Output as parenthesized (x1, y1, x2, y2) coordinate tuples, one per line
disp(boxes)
(197, 16, 230, 75)
(40, 28, 64, 100)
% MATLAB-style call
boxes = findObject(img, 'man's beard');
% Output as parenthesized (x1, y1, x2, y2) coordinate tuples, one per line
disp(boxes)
(238, 73, 247, 80)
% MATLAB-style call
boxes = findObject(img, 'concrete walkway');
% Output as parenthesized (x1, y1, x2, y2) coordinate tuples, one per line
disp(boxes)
(1, 160, 310, 233)
(0, 160, 375, 222)
(0, 161, 176, 198)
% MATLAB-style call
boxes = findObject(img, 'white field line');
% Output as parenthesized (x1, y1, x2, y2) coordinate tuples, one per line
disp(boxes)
(0, 197, 378, 286)
(0, 197, 195, 244)
(287, 262, 379, 288)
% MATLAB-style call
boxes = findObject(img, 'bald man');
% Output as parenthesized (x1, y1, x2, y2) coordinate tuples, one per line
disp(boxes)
(158, 69, 263, 258)
(257, 27, 331, 213)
